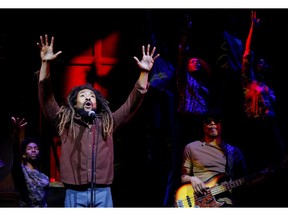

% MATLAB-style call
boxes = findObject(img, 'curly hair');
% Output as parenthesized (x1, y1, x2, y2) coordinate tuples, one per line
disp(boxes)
(56, 83, 113, 140)
(21, 137, 42, 156)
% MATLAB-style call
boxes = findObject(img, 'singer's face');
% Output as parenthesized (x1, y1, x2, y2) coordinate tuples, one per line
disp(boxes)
(76, 89, 97, 112)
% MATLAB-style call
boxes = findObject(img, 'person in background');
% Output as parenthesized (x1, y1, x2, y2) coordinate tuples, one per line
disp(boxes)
(37, 34, 159, 207)
(10, 116, 49, 207)
(163, 14, 217, 207)
(240, 10, 286, 207)
(176, 112, 248, 207)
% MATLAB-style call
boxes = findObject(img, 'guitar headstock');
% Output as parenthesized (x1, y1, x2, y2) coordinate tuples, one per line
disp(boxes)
(262, 153, 288, 175)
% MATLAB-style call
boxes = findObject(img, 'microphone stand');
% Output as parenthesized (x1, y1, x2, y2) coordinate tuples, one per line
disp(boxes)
(90, 116, 99, 207)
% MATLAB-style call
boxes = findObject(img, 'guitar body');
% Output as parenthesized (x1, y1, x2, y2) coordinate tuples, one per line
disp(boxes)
(174, 173, 228, 208)
(174, 159, 286, 207)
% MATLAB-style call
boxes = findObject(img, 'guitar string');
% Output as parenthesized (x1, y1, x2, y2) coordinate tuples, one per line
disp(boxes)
(177, 185, 234, 206)
(176, 164, 280, 207)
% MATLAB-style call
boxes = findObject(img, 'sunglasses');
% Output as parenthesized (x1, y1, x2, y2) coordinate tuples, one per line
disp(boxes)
(204, 118, 221, 125)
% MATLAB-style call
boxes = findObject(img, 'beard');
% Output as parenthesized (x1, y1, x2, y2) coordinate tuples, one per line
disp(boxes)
(75, 107, 98, 122)
(76, 108, 90, 117)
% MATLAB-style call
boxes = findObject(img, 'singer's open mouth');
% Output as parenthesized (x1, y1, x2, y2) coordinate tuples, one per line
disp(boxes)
(84, 101, 92, 108)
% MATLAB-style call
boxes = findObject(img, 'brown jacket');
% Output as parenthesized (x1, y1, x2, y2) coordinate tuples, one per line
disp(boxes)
(38, 78, 147, 186)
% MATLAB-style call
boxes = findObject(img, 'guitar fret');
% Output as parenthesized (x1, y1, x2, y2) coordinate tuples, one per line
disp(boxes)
(211, 178, 245, 196)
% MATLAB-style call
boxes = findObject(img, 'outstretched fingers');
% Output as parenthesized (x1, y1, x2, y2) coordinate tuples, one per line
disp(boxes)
(54, 50, 63, 58)
(142, 45, 145, 56)
(10, 116, 27, 127)
(148, 45, 160, 60)
(153, 52, 160, 61)
(149, 46, 155, 57)
(38, 34, 51, 48)
(39, 35, 44, 47)
(11, 116, 16, 124)
(50, 36, 54, 48)
(141, 44, 159, 58)
(45, 34, 49, 46)
(146, 44, 150, 55)
(41, 35, 44, 46)
(133, 56, 140, 64)
(151, 46, 160, 60)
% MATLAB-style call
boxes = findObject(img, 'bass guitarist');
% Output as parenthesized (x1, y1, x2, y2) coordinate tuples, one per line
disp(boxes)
(177, 112, 248, 207)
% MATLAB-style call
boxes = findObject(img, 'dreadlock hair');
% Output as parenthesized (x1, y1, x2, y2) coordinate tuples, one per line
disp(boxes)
(56, 83, 113, 140)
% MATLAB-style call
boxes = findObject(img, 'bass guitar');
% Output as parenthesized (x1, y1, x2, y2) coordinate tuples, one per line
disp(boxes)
(174, 170, 268, 208)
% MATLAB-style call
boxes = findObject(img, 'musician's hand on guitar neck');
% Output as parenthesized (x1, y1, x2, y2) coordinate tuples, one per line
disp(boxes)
(190, 176, 208, 195)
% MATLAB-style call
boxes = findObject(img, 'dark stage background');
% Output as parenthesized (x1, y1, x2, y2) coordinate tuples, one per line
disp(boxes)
(0, 9, 288, 207)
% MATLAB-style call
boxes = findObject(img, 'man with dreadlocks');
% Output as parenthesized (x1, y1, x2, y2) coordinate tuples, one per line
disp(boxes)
(37, 34, 160, 207)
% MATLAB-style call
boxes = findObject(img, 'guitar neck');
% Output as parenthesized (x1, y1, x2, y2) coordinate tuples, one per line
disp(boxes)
(210, 177, 246, 196)
(210, 169, 269, 196)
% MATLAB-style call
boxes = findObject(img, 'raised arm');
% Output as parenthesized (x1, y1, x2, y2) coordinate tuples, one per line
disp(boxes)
(242, 11, 260, 80)
(10, 116, 27, 152)
(244, 11, 259, 55)
(133, 44, 160, 90)
(10, 116, 32, 206)
(37, 34, 62, 82)
(112, 45, 159, 129)
(177, 14, 193, 87)
(37, 34, 62, 122)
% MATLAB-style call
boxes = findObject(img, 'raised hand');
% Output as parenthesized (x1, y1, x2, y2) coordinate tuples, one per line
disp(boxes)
(11, 116, 27, 130)
(133, 44, 160, 72)
(37, 34, 62, 62)
(251, 10, 260, 27)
